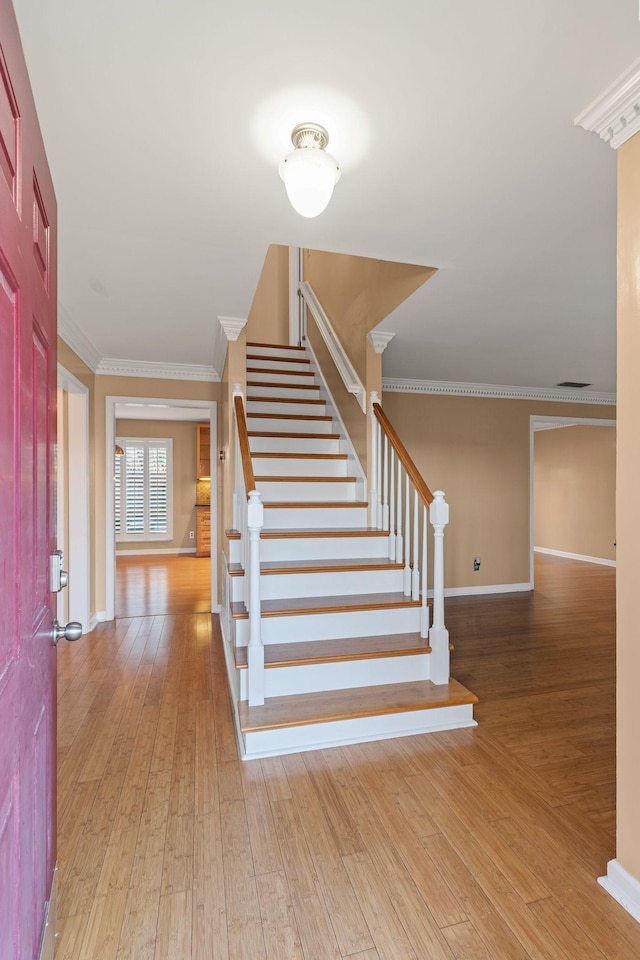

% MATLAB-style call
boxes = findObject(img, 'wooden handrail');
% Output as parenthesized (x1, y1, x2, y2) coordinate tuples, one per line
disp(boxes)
(372, 403, 434, 506)
(234, 394, 256, 497)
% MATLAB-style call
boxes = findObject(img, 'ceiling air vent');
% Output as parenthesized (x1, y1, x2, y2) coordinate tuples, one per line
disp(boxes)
(556, 381, 591, 388)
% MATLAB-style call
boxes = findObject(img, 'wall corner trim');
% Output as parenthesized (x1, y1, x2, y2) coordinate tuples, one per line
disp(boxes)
(599, 860, 640, 924)
(575, 56, 640, 149)
(367, 331, 396, 354)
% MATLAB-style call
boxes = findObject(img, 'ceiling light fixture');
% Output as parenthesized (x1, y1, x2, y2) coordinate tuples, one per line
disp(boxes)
(279, 122, 340, 218)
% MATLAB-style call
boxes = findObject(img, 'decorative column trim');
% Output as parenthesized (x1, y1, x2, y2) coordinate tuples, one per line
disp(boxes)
(575, 56, 640, 149)
(367, 330, 396, 354)
(212, 315, 248, 380)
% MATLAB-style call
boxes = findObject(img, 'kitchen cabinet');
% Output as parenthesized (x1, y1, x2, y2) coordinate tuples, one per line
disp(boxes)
(195, 506, 211, 557)
(197, 424, 210, 479)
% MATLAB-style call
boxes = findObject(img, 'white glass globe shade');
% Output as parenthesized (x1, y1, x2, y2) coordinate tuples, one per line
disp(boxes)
(279, 147, 341, 218)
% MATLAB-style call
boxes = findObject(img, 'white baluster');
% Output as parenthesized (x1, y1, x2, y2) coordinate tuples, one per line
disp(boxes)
(377, 421, 383, 529)
(420, 505, 429, 638)
(382, 435, 389, 531)
(411, 490, 420, 600)
(396, 458, 403, 564)
(369, 392, 379, 528)
(247, 490, 265, 706)
(403, 474, 411, 595)
(388, 448, 396, 560)
(429, 490, 450, 684)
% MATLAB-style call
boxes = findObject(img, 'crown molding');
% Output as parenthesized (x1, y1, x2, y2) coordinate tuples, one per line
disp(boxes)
(382, 377, 616, 405)
(57, 301, 101, 371)
(367, 331, 396, 354)
(575, 56, 640, 149)
(95, 358, 219, 382)
(211, 315, 248, 380)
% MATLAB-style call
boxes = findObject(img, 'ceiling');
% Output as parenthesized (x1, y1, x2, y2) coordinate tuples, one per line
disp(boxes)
(12, 1, 640, 396)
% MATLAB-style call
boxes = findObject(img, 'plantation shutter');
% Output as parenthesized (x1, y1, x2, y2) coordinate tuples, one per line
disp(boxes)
(114, 438, 173, 540)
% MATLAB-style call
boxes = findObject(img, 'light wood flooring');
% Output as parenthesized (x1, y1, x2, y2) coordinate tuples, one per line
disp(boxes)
(55, 553, 639, 959)
(115, 555, 211, 617)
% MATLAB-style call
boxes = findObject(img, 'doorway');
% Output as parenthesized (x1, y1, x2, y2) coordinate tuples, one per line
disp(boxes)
(105, 396, 218, 620)
(529, 415, 616, 587)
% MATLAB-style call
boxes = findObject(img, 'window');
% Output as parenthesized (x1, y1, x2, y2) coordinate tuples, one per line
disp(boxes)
(114, 438, 173, 540)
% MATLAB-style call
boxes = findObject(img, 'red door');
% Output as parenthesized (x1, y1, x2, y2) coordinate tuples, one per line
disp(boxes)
(0, 3, 58, 958)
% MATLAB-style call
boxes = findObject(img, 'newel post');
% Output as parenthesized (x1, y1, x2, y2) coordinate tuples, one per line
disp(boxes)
(369, 392, 381, 528)
(429, 490, 450, 685)
(247, 489, 265, 706)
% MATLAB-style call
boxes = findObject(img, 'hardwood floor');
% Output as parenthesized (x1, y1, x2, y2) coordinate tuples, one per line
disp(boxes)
(55, 553, 638, 960)
(116, 555, 211, 617)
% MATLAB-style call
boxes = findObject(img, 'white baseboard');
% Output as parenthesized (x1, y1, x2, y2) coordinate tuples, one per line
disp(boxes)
(115, 547, 198, 556)
(599, 859, 640, 924)
(443, 582, 531, 598)
(534, 546, 616, 567)
(89, 611, 108, 632)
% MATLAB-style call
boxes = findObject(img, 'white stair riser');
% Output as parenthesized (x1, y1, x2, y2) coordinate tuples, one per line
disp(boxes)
(235, 604, 420, 644)
(238, 652, 430, 700)
(247, 400, 326, 417)
(262, 505, 368, 528)
(247, 347, 306, 361)
(249, 435, 340, 455)
(257, 479, 357, 502)
(231, 567, 405, 602)
(247, 369, 316, 385)
(228, 535, 390, 564)
(252, 457, 348, 477)
(246, 359, 311, 374)
(247, 384, 321, 400)
(247, 416, 334, 435)
(241, 705, 477, 759)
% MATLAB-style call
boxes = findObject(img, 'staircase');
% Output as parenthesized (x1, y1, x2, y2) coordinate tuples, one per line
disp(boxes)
(221, 341, 477, 759)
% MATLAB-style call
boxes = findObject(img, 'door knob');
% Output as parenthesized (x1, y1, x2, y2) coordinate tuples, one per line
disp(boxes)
(52, 619, 83, 646)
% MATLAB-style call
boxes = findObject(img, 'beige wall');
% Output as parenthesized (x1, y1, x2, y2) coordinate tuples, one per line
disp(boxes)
(303, 248, 436, 384)
(115, 419, 199, 553)
(246, 244, 289, 345)
(381, 392, 615, 589)
(534, 425, 615, 561)
(616, 133, 640, 883)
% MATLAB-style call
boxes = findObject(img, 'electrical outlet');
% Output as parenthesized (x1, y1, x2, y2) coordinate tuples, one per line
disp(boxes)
(474, 556, 481, 571)
(189, 531, 195, 539)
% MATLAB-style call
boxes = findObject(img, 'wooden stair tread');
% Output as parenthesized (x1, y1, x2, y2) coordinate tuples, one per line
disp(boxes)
(248, 412, 333, 422)
(248, 430, 341, 439)
(251, 452, 347, 460)
(247, 341, 306, 352)
(247, 366, 315, 376)
(225, 527, 387, 540)
(239, 678, 478, 732)
(231, 592, 425, 619)
(256, 475, 357, 483)
(263, 501, 368, 509)
(249, 396, 326, 405)
(234, 633, 431, 669)
(228, 557, 402, 576)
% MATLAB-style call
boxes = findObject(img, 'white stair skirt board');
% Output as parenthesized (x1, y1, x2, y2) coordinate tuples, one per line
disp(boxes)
(238, 653, 431, 700)
(246, 416, 335, 435)
(534, 546, 616, 567)
(230, 534, 390, 564)
(241, 703, 477, 760)
(231, 567, 405, 601)
(262, 505, 369, 528)
(234, 604, 421, 644)
(247, 399, 327, 417)
(249, 435, 341, 455)
(251, 456, 348, 477)
(599, 860, 640, 924)
(256, 479, 357, 502)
